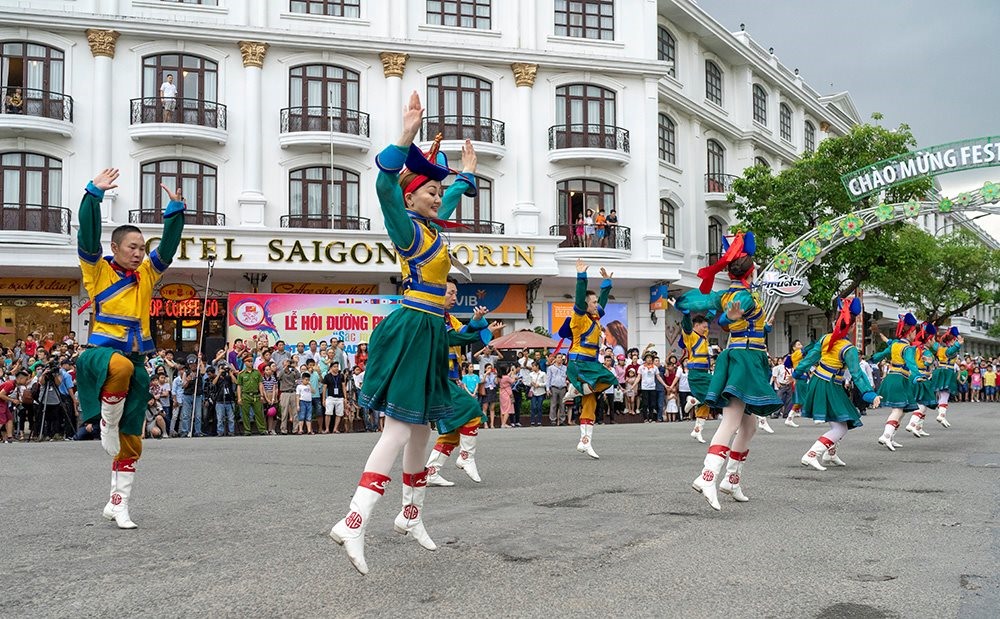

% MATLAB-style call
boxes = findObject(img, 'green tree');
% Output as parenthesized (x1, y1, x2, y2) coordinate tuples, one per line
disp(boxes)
(729, 117, 933, 310)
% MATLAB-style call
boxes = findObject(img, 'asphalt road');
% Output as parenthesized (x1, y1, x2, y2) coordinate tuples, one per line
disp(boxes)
(2, 404, 998, 618)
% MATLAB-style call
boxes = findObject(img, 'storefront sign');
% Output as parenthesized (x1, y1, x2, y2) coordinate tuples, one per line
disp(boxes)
(760, 272, 807, 298)
(227, 293, 401, 354)
(271, 282, 378, 295)
(548, 302, 629, 357)
(0, 277, 78, 296)
(649, 284, 669, 311)
(150, 298, 225, 319)
(159, 283, 197, 301)
(452, 284, 527, 318)
(841, 136, 1000, 200)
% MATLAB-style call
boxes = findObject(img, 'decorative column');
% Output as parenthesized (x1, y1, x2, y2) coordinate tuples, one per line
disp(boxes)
(510, 63, 539, 236)
(379, 52, 409, 143)
(86, 28, 119, 222)
(238, 41, 269, 226)
(641, 76, 662, 260)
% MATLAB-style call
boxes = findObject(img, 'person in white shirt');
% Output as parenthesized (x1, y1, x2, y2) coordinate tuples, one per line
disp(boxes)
(528, 362, 546, 426)
(159, 74, 177, 122)
(294, 373, 314, 435)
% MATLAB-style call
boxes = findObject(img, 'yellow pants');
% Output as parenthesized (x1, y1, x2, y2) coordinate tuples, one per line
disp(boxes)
(579, 394, 596, 424)
(434, 418, 479, 453)
(103, 353, 142, 465)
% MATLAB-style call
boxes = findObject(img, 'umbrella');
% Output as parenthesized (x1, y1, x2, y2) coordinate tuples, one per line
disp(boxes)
(0, 327, 13, 335)
(489, 329, 560, 350)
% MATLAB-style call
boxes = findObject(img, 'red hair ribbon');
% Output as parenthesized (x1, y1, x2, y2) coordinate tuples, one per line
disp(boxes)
(695, 233, 746, 294)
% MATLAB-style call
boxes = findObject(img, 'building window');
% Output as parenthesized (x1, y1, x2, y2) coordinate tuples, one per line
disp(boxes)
(554, 83, 616, 148)
(660, 199, 676, 248)
(657, 26, 676, 77)
(708, 216, 725, 264)
(289, 0, 360, 17)
(141, 160, 216, 217)
(657, 113, 676, 164)
(779, 103, 792, 141)
(426, 74, 493, 142)
(804, 120, 816, 152)
(754, 156, 770, 169)
(1, 151, 62, 207)
(1, 42, 66, 118)
(557, 178, 615, 226)
(287, 64, 361, 132)
(752, 84, 767, 125)
(139, 53, 219, 126)
(289, 166, 360, 224)
(706, 139, 725, 191)
(705, 60, 722, 106)
(427, 0, 491, 29)
(554, 0, 614, 41)
(447, 175, 493, 224)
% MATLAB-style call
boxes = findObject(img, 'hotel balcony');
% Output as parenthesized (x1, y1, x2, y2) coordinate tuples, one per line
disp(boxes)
(278, 107, 371, 152)
(0, 88, 74, 138)
(128, 97, 228, 145)
(547, 124, 630, 166)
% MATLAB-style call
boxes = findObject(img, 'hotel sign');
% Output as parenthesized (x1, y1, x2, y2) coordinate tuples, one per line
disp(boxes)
(841, 136, 1000, 201)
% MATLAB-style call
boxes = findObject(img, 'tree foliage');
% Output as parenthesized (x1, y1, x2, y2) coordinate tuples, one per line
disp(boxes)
(729, 118, 934, 311)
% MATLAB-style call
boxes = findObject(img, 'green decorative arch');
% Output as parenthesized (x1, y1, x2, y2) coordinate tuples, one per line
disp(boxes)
(761, 181, 1000, 321)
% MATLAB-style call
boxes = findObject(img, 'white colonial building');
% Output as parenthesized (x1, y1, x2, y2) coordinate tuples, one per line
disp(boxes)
(0, 0, 995, 356)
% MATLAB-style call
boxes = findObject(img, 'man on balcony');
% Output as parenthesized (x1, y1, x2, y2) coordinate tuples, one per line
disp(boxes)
(159, 74, 177, 122)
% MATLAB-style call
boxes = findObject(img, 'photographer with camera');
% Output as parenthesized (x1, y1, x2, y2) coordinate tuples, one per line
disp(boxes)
(212, 361, 238, 437)
(34, 359, 66, 440)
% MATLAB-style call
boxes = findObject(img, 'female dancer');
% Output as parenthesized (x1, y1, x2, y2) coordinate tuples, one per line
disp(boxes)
(329, 92, 478, 574)
(677, 232, 783, 510)
(928, 326, 962, 428)
(905, 323, 940, 438)
(796, 297, 881, 470)
(870, 314, 921, 452)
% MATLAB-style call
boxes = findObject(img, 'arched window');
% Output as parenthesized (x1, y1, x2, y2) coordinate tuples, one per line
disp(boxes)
(426, 74, 495, 142)
(0, 42, 67, 120)
(287, 166, 362, 229)
(139, 53, 219, 126)
(779, 103, 792, 141)
(287, 64, 362, 133)
(657, 26, 676, 77)
(708, 216, 725, 264)
(557, 178, 617, 248)
(705, 60, 722, 106)
(804, 120, 816, 152)
(706, 139, 726, 192)
(427, 0, 491, 29)
(660, 199, 676, 248)
(754, 156, 770, 169)
(752, 84, 767, 125)
(657, 113, 676, 164)
(554, 83, 617, 149)
(0, 152, 65, 234)
(445, 176, 495, 232)
(555, 0, 614, 40)
(140, 160, 219, 225)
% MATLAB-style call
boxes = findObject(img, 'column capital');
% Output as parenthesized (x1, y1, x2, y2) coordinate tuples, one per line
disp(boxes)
(238, 41, 270, 68)
(511, 63, 538, 88)
(379, 52, 409, 78)
(86, 29, 120, 58)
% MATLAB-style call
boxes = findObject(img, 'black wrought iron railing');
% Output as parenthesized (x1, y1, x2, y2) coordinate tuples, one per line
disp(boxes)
(280, 214, 371, 230)
(421, 116, 505, 145)
(279, 107, 370, 137)
(129, 97, 227, 129)
(705, 173, 738, 194)
(1, 203, 71, 234)
(129, 209, 225, 226)
(1, 88, 73, 122)
(547, 124, 630, 152)
(452, 219, 505, 234)
(549, 223, 630, 250)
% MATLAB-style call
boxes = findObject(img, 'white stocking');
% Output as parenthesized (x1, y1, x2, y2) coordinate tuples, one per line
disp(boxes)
(936, 390, 950, 406)
(708, 399, 746, 448)
(730, 413, 758, 453)
(362, 416, 413, 475)
(401, 423, 432, 474)
(821, 421, 849, 444)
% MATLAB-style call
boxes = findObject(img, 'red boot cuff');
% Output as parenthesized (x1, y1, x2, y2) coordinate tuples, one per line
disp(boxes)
(358, 471, 392, 495)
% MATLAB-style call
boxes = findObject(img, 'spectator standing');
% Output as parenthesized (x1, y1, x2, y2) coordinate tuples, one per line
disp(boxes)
(499, 365, 516, 428)
(771, 357, 795, 418)
(236, 359, 265, 436)
(475, 345, 500, 380)
(595, 209, 607, 247)
(295, 373, 314, 434)
(676, 360, 691, 420)
(276, 360, 298, 434)
(212, 363, 237, 437)
(528, 362, 546, 427)
(0, 370, 30, 443)
(271, 341, 290, 369)
(984, 366, 997, 403)
(354, 343, 369, 371)
(179, 355, 205, 437)
(331, 338, 350, 372)
(159, 73, 177, 121)
(638, 354, 661, 422)
(307, 359, 323, 431)
(546, 353, 568, 426)
(481, 364, 499, 429)
(323, 362, 346, 433)
(261, 366, 279, 435)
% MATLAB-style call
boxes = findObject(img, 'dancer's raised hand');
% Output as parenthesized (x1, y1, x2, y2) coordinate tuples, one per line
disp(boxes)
(725, 300, 743, 322)
(160, 183, 184, 202)
(93, 168, 119, 191)
(399, 90, 423, 146)
(461, 139, 477, 173)
(576, 258, 588, 273)
(599, 267, 613, 280)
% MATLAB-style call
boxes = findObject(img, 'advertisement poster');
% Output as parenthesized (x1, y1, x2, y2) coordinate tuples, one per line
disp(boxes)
(228, 293, 401, 355)
(548, 301, 629, 357)
(452, 284, 526, 318)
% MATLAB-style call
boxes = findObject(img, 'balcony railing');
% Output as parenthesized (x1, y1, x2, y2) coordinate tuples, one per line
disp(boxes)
(1, 203, 71, 235)
(129, 97, 227, 129)
(280, 107, 370, 136)
(280, 214, 371, 230)
(705, 173, 738, 194)
(129, 209, 225, 226)
(2, 88, 73, 121)
(549, 223, 631, 250)
(421, 116, 505, 145)
(548, 124, 630, 152)
(452, 219, 505, 234)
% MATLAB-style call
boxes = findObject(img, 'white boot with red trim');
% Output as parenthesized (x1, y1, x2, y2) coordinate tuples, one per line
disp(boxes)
(690, 418, 706, 443)
(757, 416, 775, 434)
(393, 470, 437, 551)
(99, 393, 126, 457)
(102, 461, 138, 529)
(822, 442, 847, 467)
(936, 404, 951, 428)
(692, 446, 728, 511)
(577, 422, 599, 459)
(800, 439, 829, 471)
(329, 472, 389, 575)
(454, 429, 482, 482)
(719, 450, 750, 501)
(425, 447, 455, 487)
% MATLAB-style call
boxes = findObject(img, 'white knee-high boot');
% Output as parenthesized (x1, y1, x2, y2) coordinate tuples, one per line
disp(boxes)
(329, 472, 390, 575)
(425, 445, 455, 487)
(102, 459, 138, 529)
(692, 445, 728, 511)
(393, 469, 437, 551)
(719, 450, 750, 501)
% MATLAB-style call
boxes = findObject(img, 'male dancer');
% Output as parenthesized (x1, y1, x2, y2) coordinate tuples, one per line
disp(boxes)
(669, 298, 713, 443)
(795, 297, 881, 470)
(871, 314, 920, 452)
(561, 259, 618, 459)
(783, 339, 807, 427)
(426, 278, 501, 486)
(927, 326, 962, 428)
(76, 169, 185, 528)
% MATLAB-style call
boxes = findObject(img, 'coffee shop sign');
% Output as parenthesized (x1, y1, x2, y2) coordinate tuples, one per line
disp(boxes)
(143, 237, 536, 268)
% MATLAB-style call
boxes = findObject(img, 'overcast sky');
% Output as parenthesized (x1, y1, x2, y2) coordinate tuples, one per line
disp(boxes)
(694, 0, 1000, 236)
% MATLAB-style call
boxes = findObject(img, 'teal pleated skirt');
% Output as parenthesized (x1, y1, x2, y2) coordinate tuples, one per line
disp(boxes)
(705, 348, 783, 417)
(912, 378, 939, 408)
(76, 347, 149, 436)
(929, 367, 957, 393)
(799, 377, 863, 429)
(436, 381, 483, 435)
(688, 369, 712, 403)
(876, 373, 917, 412)
(567, 359, 617, 394)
